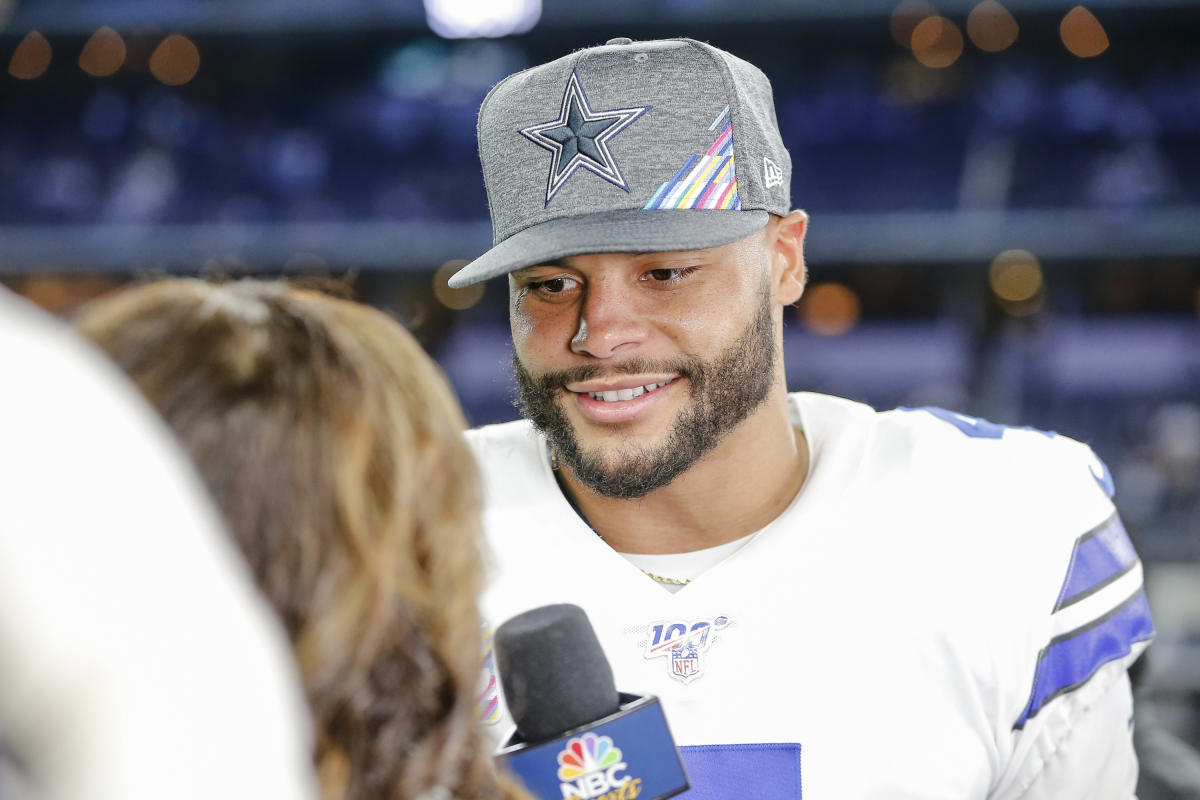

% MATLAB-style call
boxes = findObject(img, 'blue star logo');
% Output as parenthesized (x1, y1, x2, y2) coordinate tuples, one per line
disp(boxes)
(520, 71, 649, 206)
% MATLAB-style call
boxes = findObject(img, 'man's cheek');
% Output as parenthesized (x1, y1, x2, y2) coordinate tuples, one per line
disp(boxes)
(510, 309, 534, 341)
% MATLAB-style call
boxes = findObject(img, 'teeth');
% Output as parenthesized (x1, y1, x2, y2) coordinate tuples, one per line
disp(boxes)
(586, 380, 670, 402)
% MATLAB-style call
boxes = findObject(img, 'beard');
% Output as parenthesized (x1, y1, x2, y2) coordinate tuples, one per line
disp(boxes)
(512, 287, 778, 500)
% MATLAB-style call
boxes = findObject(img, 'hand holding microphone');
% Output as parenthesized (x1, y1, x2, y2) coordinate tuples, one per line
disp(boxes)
(494, 604, 689, 800)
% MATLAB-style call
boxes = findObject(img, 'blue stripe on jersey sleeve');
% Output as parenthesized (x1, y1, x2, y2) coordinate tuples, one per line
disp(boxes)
(1014, 589, 1154, 730)
(1053, 514, 1139, 612)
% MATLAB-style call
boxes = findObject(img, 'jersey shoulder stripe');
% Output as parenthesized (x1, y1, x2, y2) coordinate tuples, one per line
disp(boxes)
(1013, 511, 1153, 730)
(1014, 587, 1153, 729)
(1053, 513, 1140, 612)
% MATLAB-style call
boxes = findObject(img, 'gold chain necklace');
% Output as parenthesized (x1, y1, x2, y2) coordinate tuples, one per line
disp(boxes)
(552, 450, 691, 587)
(641, 570, 691, 586)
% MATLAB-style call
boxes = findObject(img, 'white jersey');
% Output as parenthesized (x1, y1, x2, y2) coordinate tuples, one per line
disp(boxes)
(468, 392, 1153, 799)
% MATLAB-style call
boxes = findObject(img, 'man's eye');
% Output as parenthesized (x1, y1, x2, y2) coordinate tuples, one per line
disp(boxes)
(531, 276, 579, 294)
(642, 266, 699, 285)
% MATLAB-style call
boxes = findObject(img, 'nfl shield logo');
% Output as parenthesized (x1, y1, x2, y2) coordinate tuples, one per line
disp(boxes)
(671, 643, 701, 679)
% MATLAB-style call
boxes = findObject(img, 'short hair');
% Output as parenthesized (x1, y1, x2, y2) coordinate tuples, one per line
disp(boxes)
(77, 279, 523, 800)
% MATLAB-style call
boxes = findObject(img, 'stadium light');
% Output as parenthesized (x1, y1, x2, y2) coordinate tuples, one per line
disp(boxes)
(424, 0, 541, 39)
(800, 282, 862, 337)
(150, 34, 200, 86)
(911, 16, 964, 69)
(1061, 6, 1109, 58)
(79, 27, 127, 78)
(990, 249, 1046, 316)
(9, 31, 52, 80)
(967, 1, 1019, 53)
(434, 259, 486, 310)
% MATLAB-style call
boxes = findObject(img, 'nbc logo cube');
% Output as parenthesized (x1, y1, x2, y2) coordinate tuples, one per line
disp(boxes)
(556, 733, 641, 800)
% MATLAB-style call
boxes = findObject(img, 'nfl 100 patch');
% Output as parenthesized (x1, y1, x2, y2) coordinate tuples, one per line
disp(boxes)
(642, 615, 730, 684)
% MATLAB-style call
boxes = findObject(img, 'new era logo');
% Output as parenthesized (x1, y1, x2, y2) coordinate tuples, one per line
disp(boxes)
(763, 157, 784, 189)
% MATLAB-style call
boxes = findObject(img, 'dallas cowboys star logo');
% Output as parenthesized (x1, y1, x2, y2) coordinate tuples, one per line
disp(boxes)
(520, 71, 650, 207)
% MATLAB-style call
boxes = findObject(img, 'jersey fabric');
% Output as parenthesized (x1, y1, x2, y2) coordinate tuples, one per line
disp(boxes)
(467, 392, 1153, 799)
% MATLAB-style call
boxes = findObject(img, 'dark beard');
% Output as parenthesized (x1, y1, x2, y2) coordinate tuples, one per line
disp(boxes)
(512, 291, 777, 499)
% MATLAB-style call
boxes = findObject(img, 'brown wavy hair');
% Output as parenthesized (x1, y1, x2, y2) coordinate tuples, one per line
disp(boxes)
(77, 279, 526, 800)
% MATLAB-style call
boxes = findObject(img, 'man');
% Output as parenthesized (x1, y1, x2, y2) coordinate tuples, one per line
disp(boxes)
(452, 37, 1153, 797)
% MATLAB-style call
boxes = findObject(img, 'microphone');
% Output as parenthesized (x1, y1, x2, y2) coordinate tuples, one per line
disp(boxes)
(494, 604, 689, 800)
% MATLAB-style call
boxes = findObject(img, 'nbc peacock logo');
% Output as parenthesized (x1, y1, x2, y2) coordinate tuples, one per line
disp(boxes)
(556, 732, 642, 800)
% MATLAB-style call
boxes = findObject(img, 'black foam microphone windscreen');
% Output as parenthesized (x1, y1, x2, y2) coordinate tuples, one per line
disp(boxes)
(494, 603, 622, 742)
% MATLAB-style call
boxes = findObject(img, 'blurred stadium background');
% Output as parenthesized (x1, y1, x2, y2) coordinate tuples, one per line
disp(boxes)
(2, 0, 1198, 754)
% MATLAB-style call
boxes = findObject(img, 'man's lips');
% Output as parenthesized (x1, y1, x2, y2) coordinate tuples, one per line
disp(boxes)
(565, 375, 679, 395)
(564, 377, 680, 423)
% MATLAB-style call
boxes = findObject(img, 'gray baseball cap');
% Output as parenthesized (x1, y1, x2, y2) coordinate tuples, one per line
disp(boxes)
(448, 37, 792, 288)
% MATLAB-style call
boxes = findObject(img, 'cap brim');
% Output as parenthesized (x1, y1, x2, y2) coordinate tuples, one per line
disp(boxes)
(448, 209, 770, 288)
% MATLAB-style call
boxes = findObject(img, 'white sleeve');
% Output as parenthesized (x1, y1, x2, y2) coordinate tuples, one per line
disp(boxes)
(993, 661, 1138, 800)
(0, 290, 317, 800)
(988, 442, 1152, 800)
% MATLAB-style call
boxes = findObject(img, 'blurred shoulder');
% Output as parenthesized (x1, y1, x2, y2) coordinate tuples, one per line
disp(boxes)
(465, 419, 556, 508)
(465, 418, 541, 462)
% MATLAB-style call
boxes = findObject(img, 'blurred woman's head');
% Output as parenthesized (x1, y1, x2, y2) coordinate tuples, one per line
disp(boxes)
(77, 279, 511, 800)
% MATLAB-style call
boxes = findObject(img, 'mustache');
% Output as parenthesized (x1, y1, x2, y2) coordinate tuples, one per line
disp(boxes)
(514, 356, 703, 392)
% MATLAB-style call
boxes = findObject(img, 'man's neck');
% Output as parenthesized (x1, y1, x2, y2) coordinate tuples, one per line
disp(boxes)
(555, 388, 809, 555)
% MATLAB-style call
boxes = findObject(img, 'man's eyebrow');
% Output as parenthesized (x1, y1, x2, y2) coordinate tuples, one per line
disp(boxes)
(513, 258, 577, 275)
(513, 251, 674, 276)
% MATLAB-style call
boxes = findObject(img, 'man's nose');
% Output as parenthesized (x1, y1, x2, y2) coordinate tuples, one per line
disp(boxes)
(569, 279, 648, 359)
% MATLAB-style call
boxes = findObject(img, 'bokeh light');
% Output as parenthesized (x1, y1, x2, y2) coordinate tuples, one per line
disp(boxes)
(989, 249, 1043, 302)
(149, 34, 200, 85)
(9, 31, 52, 80)
(990, 249, 1046, 316)
(800, 282, 862, 336)
(425, 0, 542, 39)
(967, 1, 1019, 53)
(890, 0, 937, 50)
(1060, 6, 1109, 58)
(911, 16, 964, 68)
(79, 26, 127, 78)
(434, 259, 486, 310)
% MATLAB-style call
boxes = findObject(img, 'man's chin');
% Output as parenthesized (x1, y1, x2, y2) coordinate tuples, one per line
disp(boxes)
(563, 419, 674, 463)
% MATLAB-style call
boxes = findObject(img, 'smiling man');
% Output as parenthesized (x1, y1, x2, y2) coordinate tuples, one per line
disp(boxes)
(453, 38, 1153, 798)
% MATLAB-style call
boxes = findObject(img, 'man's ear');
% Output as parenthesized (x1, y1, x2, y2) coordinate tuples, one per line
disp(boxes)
(770, 209, 808, 306)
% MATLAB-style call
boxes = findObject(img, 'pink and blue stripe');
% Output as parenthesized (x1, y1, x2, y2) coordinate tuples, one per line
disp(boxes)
(706, 118, 734, 157)
(644, 114, 740, 210)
